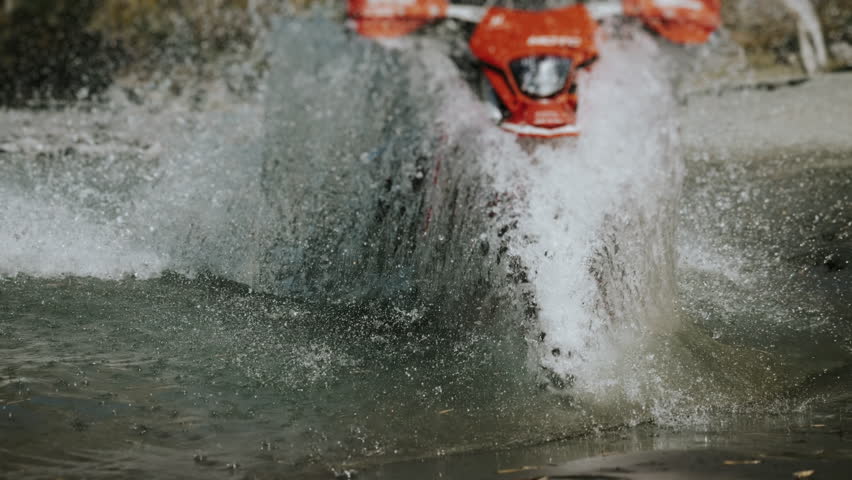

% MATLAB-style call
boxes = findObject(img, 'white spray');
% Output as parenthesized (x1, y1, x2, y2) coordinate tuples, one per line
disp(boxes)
(434, 28, 688, 420)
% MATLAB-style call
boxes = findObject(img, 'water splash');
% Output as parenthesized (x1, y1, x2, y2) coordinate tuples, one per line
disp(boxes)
(0, 19, 701, 422)
(0, 14, 837, 434)
(447, 28, 695, 421)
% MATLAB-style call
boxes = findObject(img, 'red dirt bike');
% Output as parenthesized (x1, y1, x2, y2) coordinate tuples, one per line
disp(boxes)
(348, 0, 721, 137)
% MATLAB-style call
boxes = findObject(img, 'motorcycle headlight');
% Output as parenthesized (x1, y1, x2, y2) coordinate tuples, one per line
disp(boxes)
(510, 56, 572, 99)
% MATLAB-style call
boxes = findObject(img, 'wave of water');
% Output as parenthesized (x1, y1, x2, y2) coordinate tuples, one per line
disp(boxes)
(0, 15, 836, 434)
(255, 21, 710, 423)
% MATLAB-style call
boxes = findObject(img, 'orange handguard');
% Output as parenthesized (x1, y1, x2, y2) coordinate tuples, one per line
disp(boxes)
(623, 0, 721, 44)
(347, 0, 449, 37)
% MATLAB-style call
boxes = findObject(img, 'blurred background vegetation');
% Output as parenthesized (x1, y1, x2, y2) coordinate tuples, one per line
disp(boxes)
(0, 0, 849, 106)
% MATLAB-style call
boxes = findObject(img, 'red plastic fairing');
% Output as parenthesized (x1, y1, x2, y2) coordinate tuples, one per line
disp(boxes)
(469, 5, 598, 138)
(347, 0, 449, 37)
(623, 0, 721, 44)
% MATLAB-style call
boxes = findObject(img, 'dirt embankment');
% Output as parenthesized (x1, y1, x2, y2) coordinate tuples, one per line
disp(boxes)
(0, 0, 850, 106)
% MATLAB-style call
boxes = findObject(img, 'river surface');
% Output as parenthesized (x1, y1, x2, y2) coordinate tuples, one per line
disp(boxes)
(1, 16, 850, 480)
